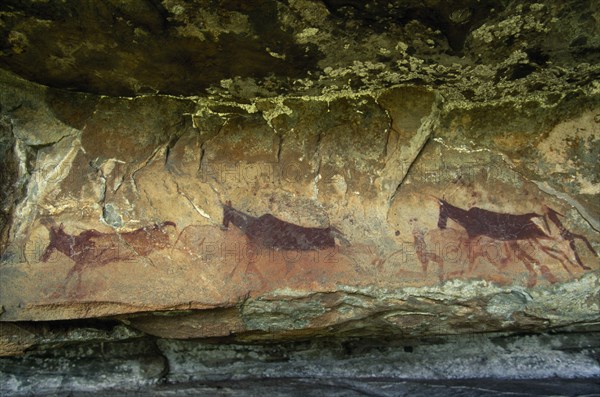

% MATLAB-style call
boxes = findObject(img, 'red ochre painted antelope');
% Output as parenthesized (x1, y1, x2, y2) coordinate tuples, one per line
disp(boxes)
(40, 219, 176, 297)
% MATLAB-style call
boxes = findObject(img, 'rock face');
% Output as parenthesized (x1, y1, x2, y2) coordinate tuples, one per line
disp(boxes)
(0, 0, 599, 362)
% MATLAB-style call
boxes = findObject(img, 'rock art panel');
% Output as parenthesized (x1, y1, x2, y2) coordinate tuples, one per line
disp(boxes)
(387, 140, 599, 289)
(0, 72, 598, 343)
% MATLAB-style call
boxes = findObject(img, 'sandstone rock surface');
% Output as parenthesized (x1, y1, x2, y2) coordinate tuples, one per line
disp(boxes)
(0, 0, 598, 358)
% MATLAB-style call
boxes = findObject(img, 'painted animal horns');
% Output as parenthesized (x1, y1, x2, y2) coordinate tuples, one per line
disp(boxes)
(425, 195, 444, 204)
(38, 217, 58, 230)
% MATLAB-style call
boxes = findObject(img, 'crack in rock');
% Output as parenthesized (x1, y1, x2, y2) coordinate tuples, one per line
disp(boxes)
(532, 180, 600, 233)
(385, 92, 442, 208)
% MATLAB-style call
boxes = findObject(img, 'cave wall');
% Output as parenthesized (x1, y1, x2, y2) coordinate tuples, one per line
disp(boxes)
(0, 0, 598, 378)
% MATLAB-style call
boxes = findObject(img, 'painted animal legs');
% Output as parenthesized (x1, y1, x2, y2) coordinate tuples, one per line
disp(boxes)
(466, 236, 485, 274)
(564, 234, 593, 270)
(544, 207, 596, 270)
(50, 264, 81, 299)
(508, 241, 538, 287)
(530, 238, 575, 276)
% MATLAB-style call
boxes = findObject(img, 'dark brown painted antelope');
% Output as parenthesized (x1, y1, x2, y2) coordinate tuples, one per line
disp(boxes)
(436, 198, 597, 285)
(222, 201, 346, 251)
(41, 220, 176, 296)
(437, 199, 548, 241)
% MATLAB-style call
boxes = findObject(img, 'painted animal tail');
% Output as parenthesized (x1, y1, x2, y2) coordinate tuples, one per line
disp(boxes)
(542, 205, 562, 234)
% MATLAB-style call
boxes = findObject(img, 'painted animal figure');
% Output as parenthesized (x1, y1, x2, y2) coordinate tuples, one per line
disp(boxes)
(437, 199, 548, 241)
(41, 221, 176, 296)
(222, 201, 345, 251)
(436, 199, 596, 286)
(413, 228, 445, 281)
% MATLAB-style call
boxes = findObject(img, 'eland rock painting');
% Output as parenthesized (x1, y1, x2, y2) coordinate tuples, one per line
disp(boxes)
(409, 198, 598, 287)
(221, 201, 348, 282)
(40, 220, 176, 297)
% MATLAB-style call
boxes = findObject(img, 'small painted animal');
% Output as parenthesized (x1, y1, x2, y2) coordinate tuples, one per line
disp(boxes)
(41, 221, 176, 297)
(222, 201, 345, 250)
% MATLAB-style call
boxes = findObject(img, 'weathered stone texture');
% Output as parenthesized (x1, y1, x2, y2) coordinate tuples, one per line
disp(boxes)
(0, 0, 598, 362)
(0, 70, 597, 342)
